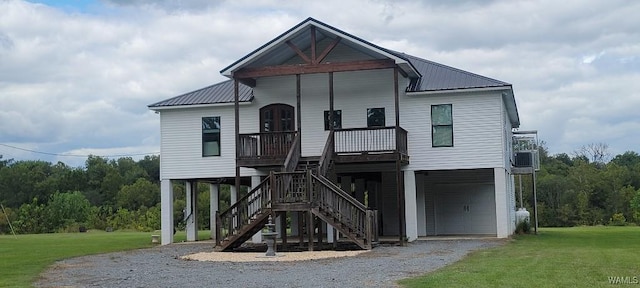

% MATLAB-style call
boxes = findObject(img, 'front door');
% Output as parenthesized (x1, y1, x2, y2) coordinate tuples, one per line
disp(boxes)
(259, 104, 295, 157)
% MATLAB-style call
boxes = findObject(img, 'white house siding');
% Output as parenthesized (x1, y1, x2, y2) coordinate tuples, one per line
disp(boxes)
(250, 69, 399, 157)
(400, 91, 506, 171)
(159, 106, 258, 180)
(300, 73, 330, 157)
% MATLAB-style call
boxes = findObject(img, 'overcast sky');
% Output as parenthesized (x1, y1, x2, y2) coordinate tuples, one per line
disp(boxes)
(1, 0, 638, 167)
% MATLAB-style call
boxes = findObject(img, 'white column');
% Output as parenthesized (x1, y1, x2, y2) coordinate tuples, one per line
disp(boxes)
(494, 168, 509, 238)
(210, 184, 219, 240)
(161, 179, 174, 245)
(251, 176, 263, 243)
(404, 170, 418, 242)
(186, 181, 198, 241)
(326, 222, 334, 243)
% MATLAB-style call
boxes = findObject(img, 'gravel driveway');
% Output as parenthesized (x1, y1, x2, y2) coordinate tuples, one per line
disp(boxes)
(35, 239, 503, 288)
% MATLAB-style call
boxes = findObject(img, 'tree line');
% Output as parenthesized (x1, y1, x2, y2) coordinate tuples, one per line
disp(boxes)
(1, 143, 639, 234)
(520, 144, 640, 227)
(0, 155, 231, 234)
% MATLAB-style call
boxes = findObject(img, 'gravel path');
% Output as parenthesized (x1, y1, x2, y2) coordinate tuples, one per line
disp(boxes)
(35, 239, 504, 288)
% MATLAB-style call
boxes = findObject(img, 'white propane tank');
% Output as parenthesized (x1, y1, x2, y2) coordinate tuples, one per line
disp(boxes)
(516, 207, 530, 224)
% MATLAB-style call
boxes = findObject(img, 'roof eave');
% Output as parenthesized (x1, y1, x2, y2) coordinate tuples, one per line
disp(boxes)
(406, 85, 513, 95)
(148, 100, 253, 111)
(220, 18, 420, 78)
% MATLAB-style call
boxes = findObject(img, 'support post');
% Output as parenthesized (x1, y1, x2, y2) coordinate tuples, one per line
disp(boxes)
(329, 72, 334, 133)
(234, 79, 241, 205)
(307, 211, 314, 251)
(161, 179, 174, 245)
(185, 181, 197, 242)
(298, 211, 304, 247)
(396, 161, 406, 245)
(210, 183, 219, 240)
(533, 171, 539, 234)
(494, 168, 509, 238)
(280, 212, 288, 244)
(251, 176, 262, 243)
(230, 183, 238, 232)
(296, 74, 302, 138)
(404, 170, 418, 242)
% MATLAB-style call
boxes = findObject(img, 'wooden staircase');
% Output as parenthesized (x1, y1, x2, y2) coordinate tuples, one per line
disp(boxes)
(215, 130, 377, 251)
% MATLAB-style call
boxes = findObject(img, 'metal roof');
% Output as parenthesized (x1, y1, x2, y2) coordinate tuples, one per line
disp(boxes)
(149, 18, 514, 109)
(148, 80, 253, 108)
(397, 53, 511, 92)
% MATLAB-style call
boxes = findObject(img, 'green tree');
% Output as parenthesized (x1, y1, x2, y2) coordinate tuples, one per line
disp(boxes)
(116, 178, 160, 211)
(46, 192, 92, 231)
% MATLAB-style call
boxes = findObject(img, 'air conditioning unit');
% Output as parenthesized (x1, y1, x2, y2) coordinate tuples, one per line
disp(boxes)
(514, 152, 533, 167)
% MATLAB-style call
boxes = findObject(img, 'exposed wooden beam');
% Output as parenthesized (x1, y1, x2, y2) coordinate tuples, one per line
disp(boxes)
(310, 26, 316, 65)
(239, 78, 256, 88)
(234, 59, 396, 79)
(316, 37, 341, 64)
(286, 40, 312, 64)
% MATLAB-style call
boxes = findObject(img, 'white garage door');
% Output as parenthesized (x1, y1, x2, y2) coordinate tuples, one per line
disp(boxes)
(434, 184, 497, 235)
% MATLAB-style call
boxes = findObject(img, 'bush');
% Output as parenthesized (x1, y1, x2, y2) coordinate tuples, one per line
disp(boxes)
(609, 213, 626, 226)
(516, 220, 531, 234)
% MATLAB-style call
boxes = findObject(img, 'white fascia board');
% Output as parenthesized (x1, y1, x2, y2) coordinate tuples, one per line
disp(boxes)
(406, 86, 512, 96)
(149, 101, 252, 112)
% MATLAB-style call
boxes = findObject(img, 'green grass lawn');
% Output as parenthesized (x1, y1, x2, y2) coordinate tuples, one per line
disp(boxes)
(399, 226, 640, 287)
(0, 230, 212, 288)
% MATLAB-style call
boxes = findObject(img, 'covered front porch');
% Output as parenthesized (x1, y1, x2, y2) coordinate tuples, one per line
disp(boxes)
(237, 126, 409, 167)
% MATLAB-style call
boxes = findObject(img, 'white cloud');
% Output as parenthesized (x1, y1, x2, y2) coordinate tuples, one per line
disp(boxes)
(1, 0, 639, 165)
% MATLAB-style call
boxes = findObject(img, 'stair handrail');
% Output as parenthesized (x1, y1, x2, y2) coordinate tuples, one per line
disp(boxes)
(311, 173, 375, 248)
(216, 176, 271, 245)
(282, 132, 301, 173)
(317, 130, 334, 176)
(313, 174, 367, 211)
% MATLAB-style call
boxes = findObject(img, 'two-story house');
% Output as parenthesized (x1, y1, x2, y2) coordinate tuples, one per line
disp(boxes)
(149, 18, 520, 250)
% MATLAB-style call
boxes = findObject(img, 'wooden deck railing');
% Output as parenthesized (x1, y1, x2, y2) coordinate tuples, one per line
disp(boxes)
(217, 170, 377, 250)
(334, 126, 408, 155)
(312, 173, 377, 248)
(317, 130, 334, 176)
(238, 131, 297, 159)
(216, 177, 272, 245)
(272, 171, 308, 204)
(282, 132, 301, 173)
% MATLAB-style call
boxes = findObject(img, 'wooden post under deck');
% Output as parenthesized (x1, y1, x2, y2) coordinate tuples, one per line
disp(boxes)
(393, 67, 406, 246)
(307, 211, 314, 251)
(296, 74, 302, 144)
(329, 72, 334, 134)
(280, 212, 287, 244)
(298, 211, 304, 247)
(234, 79, 241, 198)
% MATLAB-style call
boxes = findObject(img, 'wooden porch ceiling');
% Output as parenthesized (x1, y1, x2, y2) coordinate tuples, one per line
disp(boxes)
(233, 59, 396, 79)
(232, 26, 397, 83)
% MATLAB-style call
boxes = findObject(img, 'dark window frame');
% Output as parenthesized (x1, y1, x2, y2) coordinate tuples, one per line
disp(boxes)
(202, 116, 221, 156)
(431, 104, 453, 147)
(367, 107, 385, 127)
(324, 110, 342, 130)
